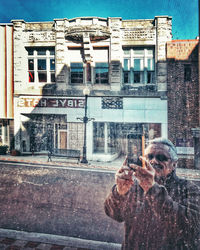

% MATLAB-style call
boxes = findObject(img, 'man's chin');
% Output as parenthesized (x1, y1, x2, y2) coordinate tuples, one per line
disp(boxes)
(155, 174, 166, 184)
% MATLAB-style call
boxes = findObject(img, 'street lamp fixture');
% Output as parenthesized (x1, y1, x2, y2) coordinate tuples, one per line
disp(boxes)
(81, 86, 90, 163)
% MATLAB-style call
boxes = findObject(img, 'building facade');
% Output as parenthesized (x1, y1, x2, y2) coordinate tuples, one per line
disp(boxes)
(167, 39, 199, 168)
(0, 24, 14, 148)
(12, 16, 172, 161)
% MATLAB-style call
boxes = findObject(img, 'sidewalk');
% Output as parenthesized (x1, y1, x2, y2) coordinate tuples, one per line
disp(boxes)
(0, 153, 121, 171)
(0, 154, 200, 181)
(0, 229, 121, 250)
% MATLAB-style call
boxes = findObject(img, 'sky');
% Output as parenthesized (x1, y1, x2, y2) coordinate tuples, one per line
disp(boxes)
(0, 0, 199, 40)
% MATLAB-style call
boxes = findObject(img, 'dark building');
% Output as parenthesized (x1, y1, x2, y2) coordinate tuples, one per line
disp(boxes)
(167, 39, 199, 168)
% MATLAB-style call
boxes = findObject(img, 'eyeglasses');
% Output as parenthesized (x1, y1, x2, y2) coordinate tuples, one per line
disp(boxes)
(146, 154, 169, 162)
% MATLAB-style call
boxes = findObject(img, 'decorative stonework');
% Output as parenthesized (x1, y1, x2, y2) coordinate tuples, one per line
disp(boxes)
(25, 31, 55, 42)
(102, 97, 123, 109)
(65, 25, 110, 42)
(122, 28, 156, 41)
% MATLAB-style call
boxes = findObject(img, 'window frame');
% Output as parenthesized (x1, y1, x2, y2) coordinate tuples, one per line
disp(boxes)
(27, 47, 55, 85)
(123, 47, 155, 85)
(95, 62, 109, 84)
(70, 62, 84, 84)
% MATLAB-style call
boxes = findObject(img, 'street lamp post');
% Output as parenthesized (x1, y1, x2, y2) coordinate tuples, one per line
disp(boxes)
(81, 86, 90, 163)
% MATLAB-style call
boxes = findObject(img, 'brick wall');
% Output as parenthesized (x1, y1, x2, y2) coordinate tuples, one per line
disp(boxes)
(167, 40, 199, 168)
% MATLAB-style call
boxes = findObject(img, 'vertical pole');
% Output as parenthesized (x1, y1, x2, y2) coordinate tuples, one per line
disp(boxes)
(81, 94, 88, 163)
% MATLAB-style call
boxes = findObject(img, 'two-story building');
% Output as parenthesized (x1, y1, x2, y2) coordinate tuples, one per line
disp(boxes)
(0, 24, 14, 148)
(12, 16, 172, 161)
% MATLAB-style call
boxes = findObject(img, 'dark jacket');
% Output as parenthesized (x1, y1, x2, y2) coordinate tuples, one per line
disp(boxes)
(104, 171, 200, 250)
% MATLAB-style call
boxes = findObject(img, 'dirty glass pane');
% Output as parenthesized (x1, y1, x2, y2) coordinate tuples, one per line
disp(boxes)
(124, 59, 129, 71)
(93, 122, 105, 153)
(147, 71, 155, 84)
(147, 49, 154, 55)
(38, 59, 46, 70)
(37, 48, 46, 55)
(134, 72, 141, 83)
(124, 71, 130, 83)
(28, 48, 34, 55)
(148, 123, 161, 139)
(93, 122, 161, 155)
(134, 49, 144, 55)
(50, 59, 55, 70)
(123, 49, 130, 55)
(147, 58, 154, 71)
(28, 59, 34, 70)
(38, 72, 47, 82)
(51, 73, 55, 82)
(95, 63, 108, 84)
(50, 48, 55, 55)
(107, 123, 118, 154)
(134, 59, 142, 71)
(29, 71, 34, 82)
(71, 63, 83, 84)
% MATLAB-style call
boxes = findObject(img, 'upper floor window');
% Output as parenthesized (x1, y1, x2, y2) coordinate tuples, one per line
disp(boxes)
(27, 47, 55, 84)
(123, 48, 155, 85)
(68, 47, 109, 85)
(70, 63, 83, 84)
(95, 63, 109, 84)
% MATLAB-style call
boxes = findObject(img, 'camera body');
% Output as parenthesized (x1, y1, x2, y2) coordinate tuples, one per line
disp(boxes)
(127, 133, 143, 167)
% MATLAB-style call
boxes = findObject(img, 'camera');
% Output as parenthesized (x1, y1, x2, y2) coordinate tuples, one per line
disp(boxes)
(127, 133, 143, 167)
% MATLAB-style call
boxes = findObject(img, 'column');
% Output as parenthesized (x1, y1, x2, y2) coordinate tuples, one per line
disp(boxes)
(191, 128, 200, 169)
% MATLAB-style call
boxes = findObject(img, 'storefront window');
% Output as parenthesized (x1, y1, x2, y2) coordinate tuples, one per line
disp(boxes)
(23, 114, 67, 153)
(93, 122, 105, 153)
(93, 122, 161, 155)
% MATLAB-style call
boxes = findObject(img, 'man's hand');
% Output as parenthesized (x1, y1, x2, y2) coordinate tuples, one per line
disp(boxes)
(115, 158, 134, 196)
(129, 157, 155, 193)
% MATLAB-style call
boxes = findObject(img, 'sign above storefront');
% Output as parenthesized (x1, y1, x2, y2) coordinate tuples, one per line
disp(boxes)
(102, 97, 123, 109)
(17, 97, 85, 108)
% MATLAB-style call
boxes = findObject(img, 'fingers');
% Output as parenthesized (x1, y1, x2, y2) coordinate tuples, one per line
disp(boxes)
(139, 156, 153, 171)
(116, 166, 133, 179)
(123, 156, 128, 166)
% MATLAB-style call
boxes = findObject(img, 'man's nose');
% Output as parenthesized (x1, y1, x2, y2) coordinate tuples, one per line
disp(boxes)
(150, 156, 159, 164)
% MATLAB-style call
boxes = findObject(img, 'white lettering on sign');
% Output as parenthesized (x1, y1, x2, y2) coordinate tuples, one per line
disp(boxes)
(17, 98, 85, 108)
(33, 99, 39, 107)
(40, 99, 47, 107)
(18, 98, 25, 107)
(60, 99, 67, 107)
(52, 99, 59, 107)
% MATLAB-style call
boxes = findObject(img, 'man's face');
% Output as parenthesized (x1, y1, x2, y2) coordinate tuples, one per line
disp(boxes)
(144, 143, 176, 181)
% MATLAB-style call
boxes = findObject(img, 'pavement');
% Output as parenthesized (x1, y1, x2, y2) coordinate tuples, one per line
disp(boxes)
(0, 228, 121, 250)
(0, 153, 200, 249)
(0, 153, 200, 181)
(0, 154, 123, 250)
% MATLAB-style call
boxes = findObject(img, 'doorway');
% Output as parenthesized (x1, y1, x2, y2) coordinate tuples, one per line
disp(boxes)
(58, 130, 68, 149)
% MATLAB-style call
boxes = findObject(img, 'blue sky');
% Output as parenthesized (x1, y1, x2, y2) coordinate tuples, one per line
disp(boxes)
(0, 0, 198, 40)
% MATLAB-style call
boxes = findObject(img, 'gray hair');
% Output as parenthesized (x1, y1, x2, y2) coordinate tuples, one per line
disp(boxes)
(148, 137, 178, 162)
